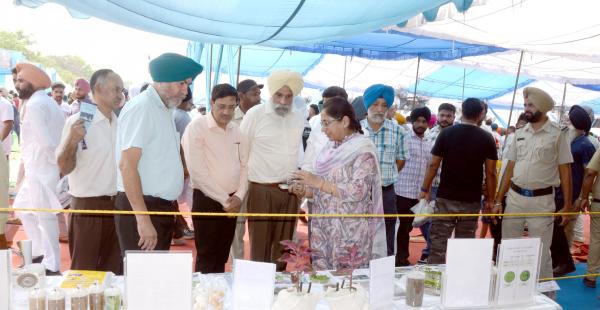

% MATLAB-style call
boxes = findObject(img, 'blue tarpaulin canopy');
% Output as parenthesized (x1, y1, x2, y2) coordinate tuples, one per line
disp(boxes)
(582, 97, 600, 114)
(407, 66, 534, 101)
(287, 30, 506, 61)
(575, 84, 600, 92)
(15, 0, 473, 47)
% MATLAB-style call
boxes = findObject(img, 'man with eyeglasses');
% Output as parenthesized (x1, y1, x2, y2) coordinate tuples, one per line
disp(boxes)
(360, 84, 408, 257)
(182, 83, 248, 273)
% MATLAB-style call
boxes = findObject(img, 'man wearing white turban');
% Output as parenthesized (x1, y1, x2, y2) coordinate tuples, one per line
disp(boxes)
(239, 70, 305, 270)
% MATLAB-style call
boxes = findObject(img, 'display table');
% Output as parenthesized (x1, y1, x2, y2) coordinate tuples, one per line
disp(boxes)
(10, 272, 562, 309)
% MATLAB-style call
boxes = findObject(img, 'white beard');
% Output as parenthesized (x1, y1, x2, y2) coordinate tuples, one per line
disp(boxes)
(270, 99, 291, 117)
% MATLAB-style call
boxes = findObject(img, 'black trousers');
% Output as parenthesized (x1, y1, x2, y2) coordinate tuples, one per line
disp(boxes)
(114, 192, 175, 256)
(550, 188, 575, 269)
(489, 196, 506, 262)
(382, 185, 397, 256)
(192, 189, 237, 273)
(395, 196, 418, 266)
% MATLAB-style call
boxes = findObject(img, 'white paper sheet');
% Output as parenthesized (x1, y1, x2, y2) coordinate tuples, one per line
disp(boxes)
(232, 259, 276, 310)
(369, 255, 395, 309)
(496, 238, 542, 306)
(79, 101, 97, 131)
(442, 238, 494, 308)
(125, 251, 193, 310)
(0, 250, 10, 310)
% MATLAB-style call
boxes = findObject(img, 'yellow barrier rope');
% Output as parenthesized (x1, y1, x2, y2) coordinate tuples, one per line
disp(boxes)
(540, 273, 599, 282)
(0, 207, 599, 218)
(3, 208, 597, 283)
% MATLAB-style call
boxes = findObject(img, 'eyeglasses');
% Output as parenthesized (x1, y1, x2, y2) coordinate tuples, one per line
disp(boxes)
(320, 118, 340, 128)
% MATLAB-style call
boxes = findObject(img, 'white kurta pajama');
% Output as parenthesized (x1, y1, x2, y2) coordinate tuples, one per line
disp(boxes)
(13, 90, 65, 272)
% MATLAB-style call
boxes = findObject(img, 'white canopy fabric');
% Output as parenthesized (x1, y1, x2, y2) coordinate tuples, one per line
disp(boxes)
(441, 50, 600, 85)
(396, 0, 600, 60)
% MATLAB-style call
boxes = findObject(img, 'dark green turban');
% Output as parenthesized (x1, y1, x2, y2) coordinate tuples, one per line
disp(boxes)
(149, 53, 203, 82)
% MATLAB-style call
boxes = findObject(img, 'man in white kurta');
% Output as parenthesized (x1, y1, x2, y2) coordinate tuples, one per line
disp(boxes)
(13, 63, 65, 274)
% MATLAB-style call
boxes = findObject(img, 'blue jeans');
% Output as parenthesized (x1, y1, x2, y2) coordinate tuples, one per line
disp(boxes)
(382, 185, 397, 256)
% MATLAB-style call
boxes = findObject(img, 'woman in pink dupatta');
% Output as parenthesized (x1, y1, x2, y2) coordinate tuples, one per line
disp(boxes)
(291, 98, 386, 270)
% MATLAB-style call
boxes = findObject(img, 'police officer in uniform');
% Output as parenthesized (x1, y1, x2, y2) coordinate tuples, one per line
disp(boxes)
(494, 87, 573, 284)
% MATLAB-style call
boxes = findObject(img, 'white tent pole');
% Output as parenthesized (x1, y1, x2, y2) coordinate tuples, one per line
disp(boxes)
(236, 45, 242, 87)
(342, 56, 348, 89)
(507, 50, 525, 127)
(413, 55, 421, 104)
(559, 81, 568, 123)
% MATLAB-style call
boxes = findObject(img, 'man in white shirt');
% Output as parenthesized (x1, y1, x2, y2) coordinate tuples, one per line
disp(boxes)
(56, 69, 124, 274)
(0, 95, 14, 158)
(51, 82, 72, 117)
(229, 79, 264, 261)
(13, 63, 65, 275)
(233, 79, 263, 125)
(240, 70, 305, 271)
(115, 53, 202, 254)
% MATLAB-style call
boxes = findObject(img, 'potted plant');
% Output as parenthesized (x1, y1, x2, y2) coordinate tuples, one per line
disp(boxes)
(337, 244, 367, 290)
(325, 244, 369, 310)
(277, 239, 317, 292)
(272, 240, 322, 310)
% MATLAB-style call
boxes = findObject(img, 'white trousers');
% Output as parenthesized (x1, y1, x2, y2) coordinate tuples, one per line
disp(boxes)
(18, 211, 60, 271)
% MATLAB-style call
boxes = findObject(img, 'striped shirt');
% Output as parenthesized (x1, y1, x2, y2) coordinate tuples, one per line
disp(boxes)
(395, 130, 433, 199)
(426, 125, 443, 187)
(361, 119, 408, 186)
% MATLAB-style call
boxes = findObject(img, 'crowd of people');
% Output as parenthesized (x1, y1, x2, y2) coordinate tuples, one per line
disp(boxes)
(0, 52, 599, 292)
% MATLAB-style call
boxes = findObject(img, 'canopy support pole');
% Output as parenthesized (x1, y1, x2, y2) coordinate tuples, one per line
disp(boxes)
(507, 50, 525, 127)
(559, 82, 568, 123)
(342, 56, 348, 89)
(461, 67, 466, 102)
(206, 44, 214, 110)
(413, 55, 421, 104)
(236, 46, 242, 87)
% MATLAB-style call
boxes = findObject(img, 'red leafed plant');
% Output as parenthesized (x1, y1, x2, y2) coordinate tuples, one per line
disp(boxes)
(336, 244, 366, 290)
(278, 239, 317, 272)
(278, 239, 319, 293)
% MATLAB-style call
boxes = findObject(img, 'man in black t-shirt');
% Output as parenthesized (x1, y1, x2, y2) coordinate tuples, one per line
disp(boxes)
(419, 98, 498, 264)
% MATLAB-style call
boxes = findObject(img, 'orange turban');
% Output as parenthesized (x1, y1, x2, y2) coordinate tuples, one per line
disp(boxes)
(15, 63, 51, 90)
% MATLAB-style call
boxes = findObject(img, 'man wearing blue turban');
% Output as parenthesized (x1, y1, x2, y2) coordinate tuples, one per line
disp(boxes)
(360, 84, 409, 259)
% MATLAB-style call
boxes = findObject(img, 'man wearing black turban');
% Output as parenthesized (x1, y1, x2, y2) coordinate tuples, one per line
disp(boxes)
(552, 105, 596, 277)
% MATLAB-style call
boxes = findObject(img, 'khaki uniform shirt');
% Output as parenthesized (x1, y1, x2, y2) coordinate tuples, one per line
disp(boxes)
(585, 149, 600, 198)
(507, 120, 573, 189)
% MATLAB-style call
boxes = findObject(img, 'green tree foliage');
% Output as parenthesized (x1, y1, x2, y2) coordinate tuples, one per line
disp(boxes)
(0, 30, 93, 84)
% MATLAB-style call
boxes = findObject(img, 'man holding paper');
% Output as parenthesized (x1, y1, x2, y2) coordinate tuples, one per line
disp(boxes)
(115, 53, 202, 254)
(13, 63, 65, 275)
(182, 83, 249, 273)
(56, 69, 124, 274)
